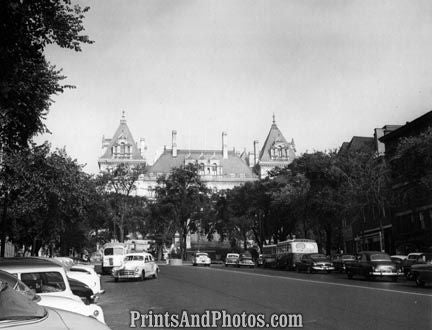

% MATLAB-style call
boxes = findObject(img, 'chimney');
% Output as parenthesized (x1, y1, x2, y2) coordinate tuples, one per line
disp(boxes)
(140, 138, 147, 159)
(222, 132, 228, 159)
(172, 130, 177, 157)
(253, 140, 259, 165)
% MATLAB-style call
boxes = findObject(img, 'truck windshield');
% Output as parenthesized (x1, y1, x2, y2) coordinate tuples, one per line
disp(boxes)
(104, 247, 124, 255)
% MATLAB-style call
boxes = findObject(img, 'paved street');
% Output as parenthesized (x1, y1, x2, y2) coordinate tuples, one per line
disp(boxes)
(99, 264, 432, 330)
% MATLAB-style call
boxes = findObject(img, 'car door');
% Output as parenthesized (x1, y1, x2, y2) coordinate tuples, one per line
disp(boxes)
(144, 255, 154, 277)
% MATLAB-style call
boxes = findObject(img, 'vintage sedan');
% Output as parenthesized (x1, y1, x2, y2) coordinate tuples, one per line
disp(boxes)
(224, 253, 240, 267)
(403, 253, 432, 280)
(112, 252, 159, 282)
(346, 251, 400, 281)
(0, 270, 105, 323)
(0, 281, 110, 329)
(296, 254, 334, 273)
(411, 262, 432, 287)
(192, 252, 211, 267)
(68, 264, 104, 295)
(237, 255, 255, 268)
(332, 254, 355, 272)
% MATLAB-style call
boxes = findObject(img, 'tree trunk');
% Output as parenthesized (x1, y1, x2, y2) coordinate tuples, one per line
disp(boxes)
(0, 193, 8, 257)
(325, 225, 332, 256)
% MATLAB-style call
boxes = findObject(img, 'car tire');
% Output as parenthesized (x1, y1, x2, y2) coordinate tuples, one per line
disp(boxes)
(114, 277, 119, 282)
(225, 264, 228, 267)
(140, 271, 145, 281)
(193, 263, 196, 266)
(153, 269, 159, 279)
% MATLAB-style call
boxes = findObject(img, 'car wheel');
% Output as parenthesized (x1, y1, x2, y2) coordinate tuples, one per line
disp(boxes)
(225, 264, 228, 267)
(326, 270, 331, 274)
(114, 277, 119, 282)
(193, 263, 196, 266)
(153, 268, 159, 279)
(140, 271, 145, 281)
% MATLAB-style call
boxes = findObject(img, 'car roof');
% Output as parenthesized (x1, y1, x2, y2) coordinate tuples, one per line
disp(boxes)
(125, 252, 152, 257)
(0, 257, 63, 270)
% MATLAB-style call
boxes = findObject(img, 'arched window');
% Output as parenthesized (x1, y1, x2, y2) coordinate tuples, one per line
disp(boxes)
(212, 163, 218, 175)
(199, 163, 205, 173)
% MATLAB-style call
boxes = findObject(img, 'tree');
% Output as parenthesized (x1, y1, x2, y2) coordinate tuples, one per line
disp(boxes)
(98, 163, 147, 242)
(154, 164, 210, 260)
(0, 0, 92, 256)
(2, 143, 93, 255)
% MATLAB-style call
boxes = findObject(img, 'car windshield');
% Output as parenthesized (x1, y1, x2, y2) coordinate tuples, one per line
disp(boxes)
(342, 255, 355, 260)
(104, 247, 124, 255)
(197, 253, 208, 257)
(370, 254, 391, 261)
(408, 254, 420, 260)
(227, 254, 239, 258)
(310, 254, 327, 259)
(0, 282, 46, 321)
(124, 255, 144, 261)
(0, 271, 37, 301)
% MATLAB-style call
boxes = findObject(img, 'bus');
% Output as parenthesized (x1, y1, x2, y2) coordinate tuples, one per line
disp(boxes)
(262, 244, 277, 268)
(101, 242, 131, 274)
(276, 239, 318, 270)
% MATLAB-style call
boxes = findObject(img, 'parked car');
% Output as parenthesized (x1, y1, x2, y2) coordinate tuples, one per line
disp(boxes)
(345, 251, 400, 281)
(237, 255, 255, 268)
(0, 257, 81, 302)
(390, 255, 407, 272)
(332, 254, 355, 272)
(0, 281, 110, 329)
(296, 254, 334, 273)
(224, 253, 240, 267)
(192, 252, 211, 267)
(403, 253, 432, 279)
(411, 262, 432, 287)
(68, 264, 104, 295)
(0, 269, 105, 323)
(68, 277, 98, 305)
(112, 252, 159, 282)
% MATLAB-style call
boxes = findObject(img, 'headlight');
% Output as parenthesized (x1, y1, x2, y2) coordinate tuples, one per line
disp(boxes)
(93, 310, 99, 317)
(135, 267, 139, 273)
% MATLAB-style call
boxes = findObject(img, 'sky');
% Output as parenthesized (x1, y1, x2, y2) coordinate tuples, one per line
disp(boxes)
(37, 0, 432, 174)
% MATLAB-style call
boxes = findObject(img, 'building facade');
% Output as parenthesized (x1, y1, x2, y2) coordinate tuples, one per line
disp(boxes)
(379, 111, 432, 254)
(257, 115, 296, 178)
(98, 112, 147, 172)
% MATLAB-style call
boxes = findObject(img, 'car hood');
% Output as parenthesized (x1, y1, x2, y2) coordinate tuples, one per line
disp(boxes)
(50, 308, 110, 329)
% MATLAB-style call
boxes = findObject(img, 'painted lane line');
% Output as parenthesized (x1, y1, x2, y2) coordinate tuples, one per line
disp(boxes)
(186, 266, 432, 298)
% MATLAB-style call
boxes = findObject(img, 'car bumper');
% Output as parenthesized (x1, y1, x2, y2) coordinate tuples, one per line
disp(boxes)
(369, 271, 399, 276)
(312, 266, 335, 271)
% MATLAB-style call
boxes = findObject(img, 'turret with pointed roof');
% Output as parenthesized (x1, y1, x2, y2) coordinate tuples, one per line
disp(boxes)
(98, 112, 147, 171)
(257, 115, 296, 178)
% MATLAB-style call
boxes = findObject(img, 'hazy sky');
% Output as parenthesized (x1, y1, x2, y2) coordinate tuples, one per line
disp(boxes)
(38, 0, 432, 173)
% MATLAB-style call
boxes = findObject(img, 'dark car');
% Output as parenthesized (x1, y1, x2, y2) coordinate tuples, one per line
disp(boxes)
(346, 251, 400, 281)
(402, 253, 432, 280)
(332, 254, 355, 272)
(68, 277, 97, 305)
(296, 254, 335, 273)
(237, 254, 255, 268)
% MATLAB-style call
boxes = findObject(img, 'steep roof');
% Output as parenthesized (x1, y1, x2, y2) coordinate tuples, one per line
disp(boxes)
(99, 115, 143, 161)
(149, 149, 256, 178)
(259, 116, 292, 162)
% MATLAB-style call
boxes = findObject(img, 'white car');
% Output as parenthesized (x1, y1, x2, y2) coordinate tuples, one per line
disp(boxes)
(192, 252, 211, 266)
(112, 252, 159, 282)
(225, 253, 240, 267)
(0, 269, 105, 324)
(68, 264, 104, 295)
(0, 257, 81, 302)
